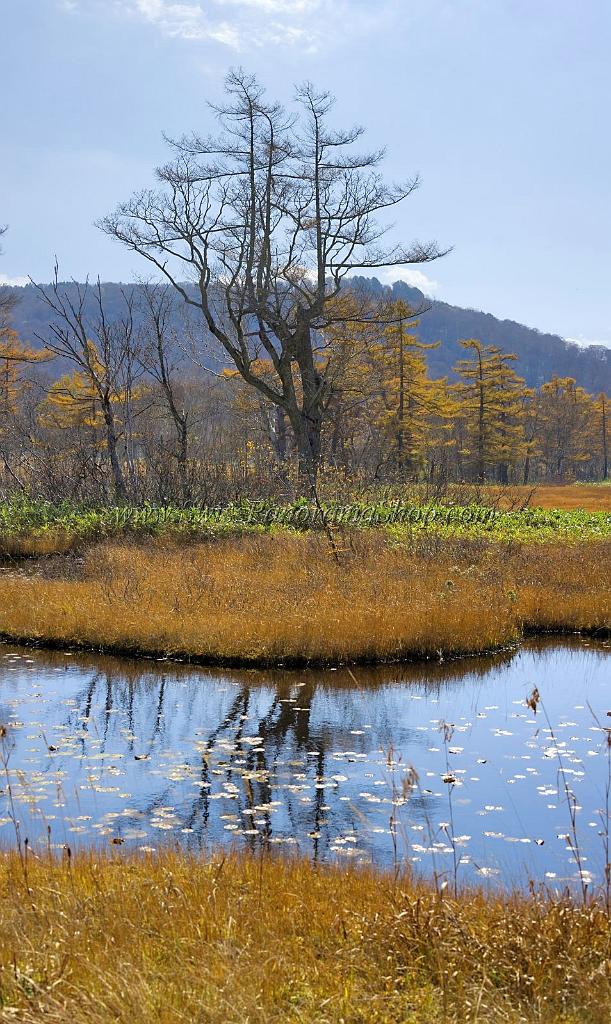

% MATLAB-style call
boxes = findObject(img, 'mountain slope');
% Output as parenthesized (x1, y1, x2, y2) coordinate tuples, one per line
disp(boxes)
(351, 277, 611, 392)
(6, 279, 610, 393)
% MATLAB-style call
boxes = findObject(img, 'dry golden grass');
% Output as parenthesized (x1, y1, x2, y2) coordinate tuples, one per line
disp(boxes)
(492, 483, 611, 512)
(0, 849, 607, 1024)
(0, 530, 77, 559)
(0, 533, 608, 664)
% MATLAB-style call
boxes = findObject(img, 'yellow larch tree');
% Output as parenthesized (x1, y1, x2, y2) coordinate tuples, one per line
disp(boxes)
(0, 329, 49, 431)
(371, 300, 456, 475)
(591, 392, 609, 480)
(453, 339, 529, 482)
(534, 376, 594, 480)
(38, 368, 103, 432)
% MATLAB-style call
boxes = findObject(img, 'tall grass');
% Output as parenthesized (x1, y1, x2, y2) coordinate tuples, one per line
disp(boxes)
(0, 533, 608, 664)
(492, 483, 611, 512)
(0, 849, 607, 1023)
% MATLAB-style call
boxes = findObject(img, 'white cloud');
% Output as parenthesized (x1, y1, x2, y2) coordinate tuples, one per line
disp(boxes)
(372, 267, 440, 296)
(132, 0, 215, 40)
(0, 275, 29, 287)
(217, 0, 319, 11)
(58, 0, 366, 50)
(566, 335, 611, 350)
(130, 0, 338, 49)
(131, 0, 323, 47)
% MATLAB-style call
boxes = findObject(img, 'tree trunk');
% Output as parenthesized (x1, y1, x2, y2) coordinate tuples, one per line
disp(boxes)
(293, 315, 325, 494)
(601, 396, 608, 479)
(177, 420, 190, 503)
(477, 364, 485, 483)
(396, 317, 405, 463)
(270, 405, 288, 464)
(103, 404, 128, 501)
(293, 408, 322, 494)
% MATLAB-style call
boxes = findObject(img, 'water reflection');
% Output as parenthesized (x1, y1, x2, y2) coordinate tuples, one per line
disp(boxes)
(0, 638, 608, 889)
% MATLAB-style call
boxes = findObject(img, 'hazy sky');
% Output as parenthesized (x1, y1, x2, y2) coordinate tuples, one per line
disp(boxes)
(2, 0, 610, 346)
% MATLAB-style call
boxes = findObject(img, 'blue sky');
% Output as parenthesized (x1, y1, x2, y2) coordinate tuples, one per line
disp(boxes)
(2, 0, 610, 346)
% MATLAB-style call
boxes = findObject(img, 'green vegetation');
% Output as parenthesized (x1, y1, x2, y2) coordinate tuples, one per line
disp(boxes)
(0, 496, 609, 559)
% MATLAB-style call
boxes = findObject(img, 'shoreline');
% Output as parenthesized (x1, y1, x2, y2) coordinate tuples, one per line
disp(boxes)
(0, 532, 608, 669)
(0, 848, 608, 1023)
(0, 623, 608, 672)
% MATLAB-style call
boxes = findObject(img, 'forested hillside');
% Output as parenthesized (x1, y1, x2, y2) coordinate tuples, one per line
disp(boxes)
(6, 278, 610, 392)
(350, 277, 611, 392)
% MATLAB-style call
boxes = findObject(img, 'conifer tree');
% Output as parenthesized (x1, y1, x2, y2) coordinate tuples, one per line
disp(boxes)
(535, 376, 593, 479)
(0, 329, 48, 430)
(591, 392, 609, 480)
(360, 300, 455, 476)
(453, 339, 528, 482)
(38, 367, 104, 432)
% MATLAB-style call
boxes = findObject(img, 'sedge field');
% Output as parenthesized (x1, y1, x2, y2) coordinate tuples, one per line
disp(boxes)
(0, 531, 608, 665)
(0, 849, 608, 1024)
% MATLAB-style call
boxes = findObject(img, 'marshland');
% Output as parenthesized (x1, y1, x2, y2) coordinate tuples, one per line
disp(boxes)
(0, 510, 609, 1022)
(0, 635, 609, 1022)
(2, 11, 611, 1021)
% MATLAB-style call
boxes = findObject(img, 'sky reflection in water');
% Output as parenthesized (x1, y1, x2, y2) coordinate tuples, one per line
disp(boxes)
(0, 638, 609, 890)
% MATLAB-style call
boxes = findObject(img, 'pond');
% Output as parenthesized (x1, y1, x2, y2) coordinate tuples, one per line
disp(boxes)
(0, 637, 608, 890)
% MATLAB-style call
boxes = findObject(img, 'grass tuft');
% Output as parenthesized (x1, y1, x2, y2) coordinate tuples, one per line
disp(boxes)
(0, 849, 608, 1024)
(0, 532, 608, 665)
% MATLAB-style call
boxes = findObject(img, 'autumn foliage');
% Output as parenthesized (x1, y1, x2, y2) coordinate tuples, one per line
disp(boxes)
(0, 285, 608, 503)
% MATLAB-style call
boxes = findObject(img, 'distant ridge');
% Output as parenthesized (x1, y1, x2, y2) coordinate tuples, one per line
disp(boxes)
(6, 278, 610, 393)
(350, 276, 611, 393)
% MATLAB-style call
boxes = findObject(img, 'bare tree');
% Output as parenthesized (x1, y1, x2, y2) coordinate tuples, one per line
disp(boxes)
(138, 283, 194, 501)
(32, 270, 143, 501)
(101, 70, 445, 487)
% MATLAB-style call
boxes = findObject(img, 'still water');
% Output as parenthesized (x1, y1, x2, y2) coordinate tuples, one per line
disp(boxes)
(0, 638, 608, 889)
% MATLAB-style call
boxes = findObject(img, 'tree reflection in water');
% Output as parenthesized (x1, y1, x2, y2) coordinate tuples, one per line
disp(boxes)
(1, 638, 608, 889)
(35, 646, 515, 859)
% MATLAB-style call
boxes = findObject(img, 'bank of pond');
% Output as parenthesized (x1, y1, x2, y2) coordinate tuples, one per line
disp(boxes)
(0, 636, 608, 895)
